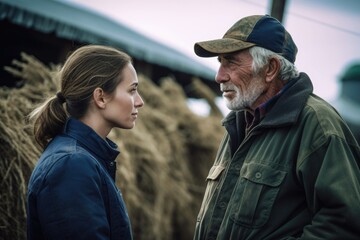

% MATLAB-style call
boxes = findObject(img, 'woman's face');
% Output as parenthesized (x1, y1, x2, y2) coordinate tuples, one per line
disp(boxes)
(103, 63, 144, 130)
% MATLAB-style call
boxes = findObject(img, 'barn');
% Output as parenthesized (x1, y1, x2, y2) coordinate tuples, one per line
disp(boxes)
(0, 1, 226, 239)
(0, 0, 219, 96)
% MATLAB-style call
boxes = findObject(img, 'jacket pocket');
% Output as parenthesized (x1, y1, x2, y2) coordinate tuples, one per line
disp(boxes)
(197, 165, 225, 221)
(230, 162, 287, 228)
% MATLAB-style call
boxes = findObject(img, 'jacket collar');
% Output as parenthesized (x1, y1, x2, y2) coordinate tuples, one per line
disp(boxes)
(63, 118, 120, 163)
(261, 72, 313, 127)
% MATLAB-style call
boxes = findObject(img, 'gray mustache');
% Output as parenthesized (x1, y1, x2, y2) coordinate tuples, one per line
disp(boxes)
(220, 84, 235, 92)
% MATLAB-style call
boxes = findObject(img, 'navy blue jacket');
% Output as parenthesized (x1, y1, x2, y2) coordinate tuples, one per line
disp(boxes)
(27, 118, 132, 240)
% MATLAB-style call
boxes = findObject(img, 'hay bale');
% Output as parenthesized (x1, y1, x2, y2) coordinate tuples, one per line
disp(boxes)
(0, 53, 224, 240)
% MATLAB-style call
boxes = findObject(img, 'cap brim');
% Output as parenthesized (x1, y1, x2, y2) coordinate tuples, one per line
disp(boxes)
(194, 38, 256, 57)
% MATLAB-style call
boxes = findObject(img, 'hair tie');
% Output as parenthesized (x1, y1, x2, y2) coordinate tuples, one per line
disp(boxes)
(56, 92, 66, 104)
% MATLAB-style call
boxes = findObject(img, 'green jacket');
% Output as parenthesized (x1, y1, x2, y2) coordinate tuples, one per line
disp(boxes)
(194, 73, 360, 240)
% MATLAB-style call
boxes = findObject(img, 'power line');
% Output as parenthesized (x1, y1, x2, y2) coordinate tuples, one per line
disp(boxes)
(239, 0, 360, 37)
(288, 11, 360, 38)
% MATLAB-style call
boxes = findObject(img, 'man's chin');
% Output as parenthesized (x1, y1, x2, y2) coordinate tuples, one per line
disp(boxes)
(225, 101, 244, 111)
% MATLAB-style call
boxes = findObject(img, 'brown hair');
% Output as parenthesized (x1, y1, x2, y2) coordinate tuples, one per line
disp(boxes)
(29, 45, 132, 149)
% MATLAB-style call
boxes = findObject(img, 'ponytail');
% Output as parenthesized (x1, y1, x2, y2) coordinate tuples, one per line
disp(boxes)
(29, 94, 68, 149)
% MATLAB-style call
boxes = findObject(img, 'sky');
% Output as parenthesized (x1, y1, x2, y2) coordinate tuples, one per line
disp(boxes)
(60, 0, 360, 115)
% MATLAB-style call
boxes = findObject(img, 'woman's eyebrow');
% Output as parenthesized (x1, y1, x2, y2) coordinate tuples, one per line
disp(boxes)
(128, 82, 139, 89)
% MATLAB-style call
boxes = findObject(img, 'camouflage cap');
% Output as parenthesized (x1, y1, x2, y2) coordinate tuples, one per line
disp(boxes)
(194, 15, 298, 63)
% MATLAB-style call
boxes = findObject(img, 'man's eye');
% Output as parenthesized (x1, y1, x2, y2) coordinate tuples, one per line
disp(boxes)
(223, 59, 234, 66)
(227, 59, 240, 66)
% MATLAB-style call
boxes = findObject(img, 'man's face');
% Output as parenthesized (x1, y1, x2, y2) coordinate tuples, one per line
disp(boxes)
(216, 50, 267, 111)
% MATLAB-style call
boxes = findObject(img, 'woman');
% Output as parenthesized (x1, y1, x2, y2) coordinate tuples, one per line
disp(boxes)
(26, 45, 144, 240)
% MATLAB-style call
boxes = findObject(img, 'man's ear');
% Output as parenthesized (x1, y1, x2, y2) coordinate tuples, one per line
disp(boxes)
(93, 87, 106, 109)
(265, 57, 281, 82)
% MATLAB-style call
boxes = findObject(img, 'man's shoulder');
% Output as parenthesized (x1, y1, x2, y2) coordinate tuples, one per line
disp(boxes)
(304, 94, 341, 119)
(301, 94, 351, 138)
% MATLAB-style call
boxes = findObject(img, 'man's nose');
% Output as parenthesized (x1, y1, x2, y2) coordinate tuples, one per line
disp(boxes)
(215, 65, 230, 84)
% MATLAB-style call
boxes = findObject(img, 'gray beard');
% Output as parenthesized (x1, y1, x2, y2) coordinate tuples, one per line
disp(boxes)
(225, 81, 265, 111)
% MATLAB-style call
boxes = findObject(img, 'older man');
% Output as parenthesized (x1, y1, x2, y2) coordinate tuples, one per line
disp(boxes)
(193, 15, 360, 239)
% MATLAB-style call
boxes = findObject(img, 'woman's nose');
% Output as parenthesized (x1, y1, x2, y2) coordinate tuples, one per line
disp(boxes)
(135, 94, 144, 108)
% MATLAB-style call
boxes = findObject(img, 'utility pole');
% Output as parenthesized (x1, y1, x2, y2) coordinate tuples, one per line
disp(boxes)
(270, 0, 287, 23)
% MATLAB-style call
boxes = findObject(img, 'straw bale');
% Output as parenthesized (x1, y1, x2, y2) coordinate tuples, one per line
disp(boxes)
(0, 87, 41, 240)
(0, 53, 225, 240)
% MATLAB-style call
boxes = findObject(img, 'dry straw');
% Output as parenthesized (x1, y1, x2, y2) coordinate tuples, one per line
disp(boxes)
(0, 52, 224, 240)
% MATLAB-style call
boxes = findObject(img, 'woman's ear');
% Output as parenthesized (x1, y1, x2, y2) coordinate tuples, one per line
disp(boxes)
(93, 88, 106, 109)
(265, 57, 281, 82)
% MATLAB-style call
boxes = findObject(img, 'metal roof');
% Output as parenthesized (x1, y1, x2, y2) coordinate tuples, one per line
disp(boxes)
(0, 0, 216, 80)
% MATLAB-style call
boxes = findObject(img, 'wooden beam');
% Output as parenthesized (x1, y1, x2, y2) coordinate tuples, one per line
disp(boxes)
(270, 0, 287, 23)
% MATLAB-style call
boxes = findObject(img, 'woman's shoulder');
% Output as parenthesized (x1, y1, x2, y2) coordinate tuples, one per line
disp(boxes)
(29, 144, 103, 191)
(37, 135, 101, 174)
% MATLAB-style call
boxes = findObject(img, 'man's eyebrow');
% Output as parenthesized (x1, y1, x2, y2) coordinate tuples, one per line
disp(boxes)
(223, 54, 236, 61)
(218, 54, 237, 62)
